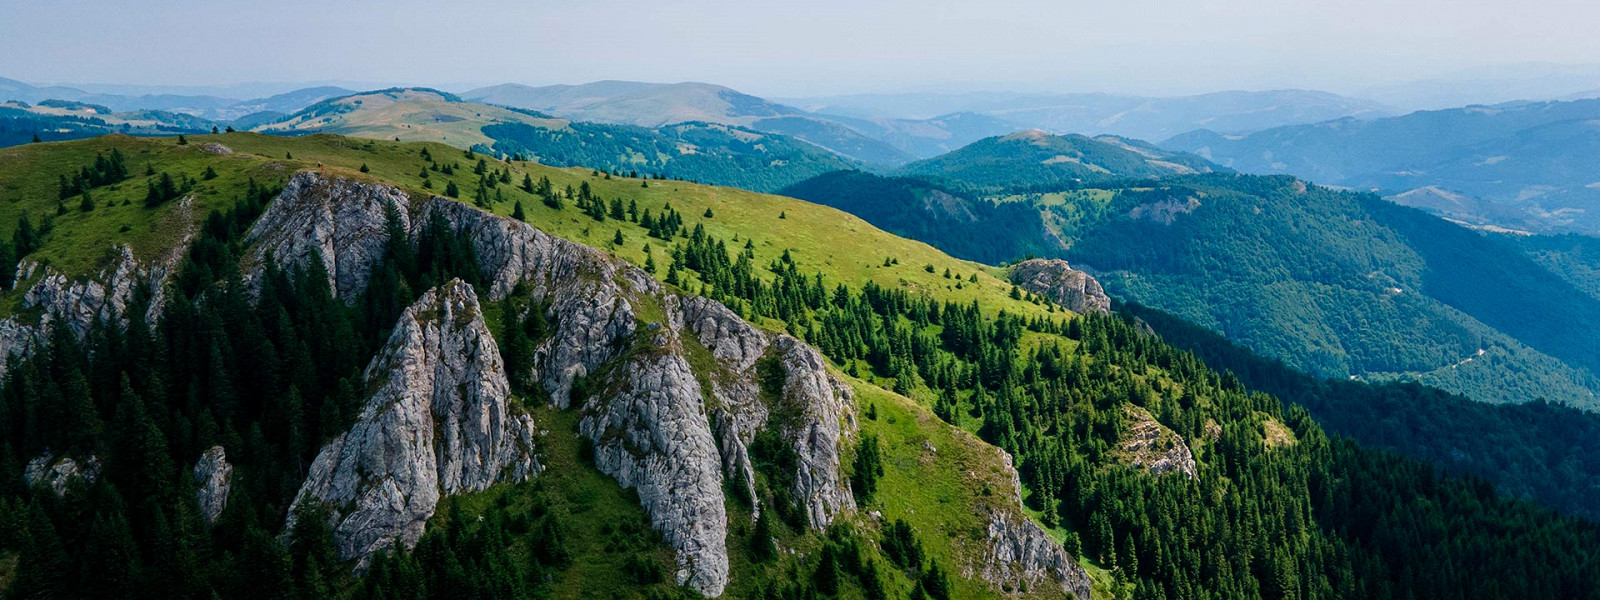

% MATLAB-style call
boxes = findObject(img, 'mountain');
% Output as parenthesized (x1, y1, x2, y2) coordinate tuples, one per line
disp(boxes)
(896, 129, 1223, 190)
(789, 150, 1600, 410)
(1357, 62, 1600, 110)
(464, 81, 805, 128)
(2, 131, 1598, 599)
(0, 99, 217, 146)
(782, 89, 1396, 140)
(1163, 98, 1600, 234)
(0, 76, 359, 122)
(222, 85, 354, 116)
(256, 87, 857, 192)
(463, 81, 1018, 164)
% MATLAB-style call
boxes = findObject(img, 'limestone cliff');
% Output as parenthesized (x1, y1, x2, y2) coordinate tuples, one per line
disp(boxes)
(0, 240, 186, 376)
(193, 446, 233, 524)
(1117, 405, 1198, 479)
(258, 172, 862, 597)
(284, 279, 539, 568)
(1009, 258, 1111, 314)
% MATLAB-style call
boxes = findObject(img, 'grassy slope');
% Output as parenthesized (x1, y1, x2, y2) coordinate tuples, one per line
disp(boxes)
(0, 133, 1092, 597)
(256, 89, 573, 148)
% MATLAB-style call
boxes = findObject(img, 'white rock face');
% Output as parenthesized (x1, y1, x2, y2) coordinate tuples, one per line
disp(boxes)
(247, 172, 410, 302)
(579, 329, 729, 595)
(193, 446, 234, 524)
(1009, 258, 1111, 314)
(0, 241, 187, 378)
(285, 279, 538, 569)
(979, 451, 1094, 599)
(262, 172, 860, 597)
(983, 509, 1093, 600)
(23, 452, 101, 497)
(1118, 405, 1198, 479)
(772, 336, 856, 528)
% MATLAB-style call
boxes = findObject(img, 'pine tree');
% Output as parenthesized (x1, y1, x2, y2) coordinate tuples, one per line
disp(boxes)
(612, 229, 625, 246)
(359, 163, 370, 173)
(445, 181, 460, 198)
(79, 190, 95, 212)
(177, 134, 188, 145)
(512, 201, 526, 221)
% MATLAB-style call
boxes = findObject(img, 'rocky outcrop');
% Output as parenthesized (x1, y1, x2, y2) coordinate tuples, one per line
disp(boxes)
(285, 279, 538, 569)
(981, 451, 1094, 599)
(247, 172, 410, 301)
(578, 329, 729, 595)
(193, 446, 233, 524)
(772, 337, 856, 528)
(983, 509, 1093, 600)
(262, 172, 859, 597)
(23, 452, 101, 497)
(0, 241, 187, 377)
(1117, 405, 1197, 479)
(1009, 258, 1110, 314)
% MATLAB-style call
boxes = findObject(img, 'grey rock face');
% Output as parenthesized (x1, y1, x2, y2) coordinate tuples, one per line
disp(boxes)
(285, 279, 538, 569)
(981, 451, 1094, 599)
(23, 452, 101, 497)
(579, 330, 729, 596)
(194, 446, 234, 524)
(983, 509, 1093, 600)
(1009, 258, 1111, 314)
(0, 242, 187, 378)
(772, 336, 856, 528)
(1118, 405, 1198, 479)
(263, 172, 858, 597)
(247, 171, 410, 302)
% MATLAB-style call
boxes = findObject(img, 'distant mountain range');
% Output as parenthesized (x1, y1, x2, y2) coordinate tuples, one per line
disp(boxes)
(461, 81, 1020, 164)
(782, 130, 1600, 413)
(0, 76, 353, 121)
(778, 89, 1397, 141)
(1163, 98, 1600, 235)
(258, 88, 856, 192)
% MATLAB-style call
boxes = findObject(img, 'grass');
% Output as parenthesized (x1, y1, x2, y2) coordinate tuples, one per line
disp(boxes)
(0, 132, 1117, 597)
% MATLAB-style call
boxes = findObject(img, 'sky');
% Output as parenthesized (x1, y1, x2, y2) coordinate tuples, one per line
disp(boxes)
(3, 0, 1600, 98)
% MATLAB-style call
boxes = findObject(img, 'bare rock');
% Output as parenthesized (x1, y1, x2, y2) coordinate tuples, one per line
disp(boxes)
(247, 171, 410, 301)
(578, 328, 729, 597)
(772, 336, 856, 528)
(261, 172, 860, 597)
(193, 446, 233, 524)
(285, 279, 538, 569)
(983, 509, 1092, 600)
(23, 452, 101, 497)
(1008, 258, 1110, 314)
(980, 451, 1093, 599)
(1117, 405, 1197, 479)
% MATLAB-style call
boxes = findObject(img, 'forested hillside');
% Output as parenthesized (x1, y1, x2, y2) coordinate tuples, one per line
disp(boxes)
(0, 134, 1596, 600)
(255, 88, 858, 193)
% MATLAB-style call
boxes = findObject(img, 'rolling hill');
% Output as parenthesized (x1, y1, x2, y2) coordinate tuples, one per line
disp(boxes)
(787, 140, 1600, 412)
(895, 129, 1224, 190)
(780, 88, 1396, 140)
(462, 81, 1019, 164)
(1162, 98, 1600, 235)
(0, 99, 217, 146)
(255, 88, 857, 192)
(2, 132, 1599, 600)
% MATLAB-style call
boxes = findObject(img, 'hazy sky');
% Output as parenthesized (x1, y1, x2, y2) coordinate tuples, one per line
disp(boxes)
(3, 0, 1599, 97)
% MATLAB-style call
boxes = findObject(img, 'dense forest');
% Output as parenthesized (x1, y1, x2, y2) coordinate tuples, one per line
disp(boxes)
(2, 142, 1599, 600)
(636, 209, 1600, 600)
(1123, 300, 1600, 521)
(482, 120, 855, 193)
